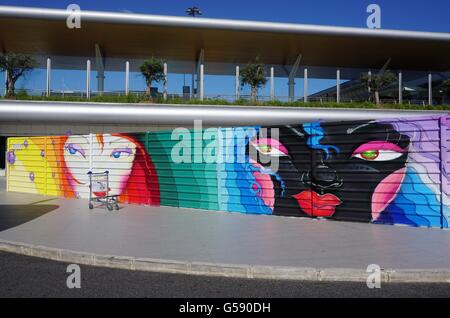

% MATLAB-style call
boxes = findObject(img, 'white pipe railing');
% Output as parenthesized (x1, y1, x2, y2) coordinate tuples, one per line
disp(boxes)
(0, 99, 447, 126)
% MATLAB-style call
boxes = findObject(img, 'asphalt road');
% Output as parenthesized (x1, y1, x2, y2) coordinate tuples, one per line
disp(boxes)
(0, 251, 450, 298)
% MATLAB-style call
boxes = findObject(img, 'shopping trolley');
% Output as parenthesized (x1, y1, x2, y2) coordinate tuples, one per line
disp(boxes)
(88, 171, 119, 211)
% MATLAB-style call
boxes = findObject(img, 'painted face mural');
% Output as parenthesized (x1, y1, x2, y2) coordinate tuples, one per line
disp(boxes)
(5, 133, 160, 205)
(6, 116, 449, 228)
(245, 118, 449, 228)
(60, 133, 160, 205)
(63, 134, 137, 197)
(248, 121, 410, 222)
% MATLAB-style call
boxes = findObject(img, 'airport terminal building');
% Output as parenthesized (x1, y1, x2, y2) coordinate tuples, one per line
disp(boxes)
(0, 5, 449, 103)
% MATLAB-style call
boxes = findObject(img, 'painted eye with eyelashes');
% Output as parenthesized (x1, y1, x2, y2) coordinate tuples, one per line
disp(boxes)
(250, 138, 289, 157)
(65, 143, 86, 158)
(110, 147, 133, 159)
(351, 141, 405, 162)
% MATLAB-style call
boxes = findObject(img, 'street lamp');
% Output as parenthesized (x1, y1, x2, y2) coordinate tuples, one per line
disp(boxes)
(186, 6, 202, 17)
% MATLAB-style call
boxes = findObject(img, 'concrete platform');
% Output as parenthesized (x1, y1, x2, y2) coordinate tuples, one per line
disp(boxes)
(1, 177, 450, 282)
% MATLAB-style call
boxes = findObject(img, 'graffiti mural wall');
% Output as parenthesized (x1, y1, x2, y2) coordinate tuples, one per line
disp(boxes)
(6, 115, 450, 228)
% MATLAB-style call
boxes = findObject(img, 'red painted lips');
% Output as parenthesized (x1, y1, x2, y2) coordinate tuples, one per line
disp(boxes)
(293, 190, 342, 217)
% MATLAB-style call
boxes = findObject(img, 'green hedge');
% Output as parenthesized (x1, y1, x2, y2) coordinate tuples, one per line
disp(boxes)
(2, 92, 450, 111)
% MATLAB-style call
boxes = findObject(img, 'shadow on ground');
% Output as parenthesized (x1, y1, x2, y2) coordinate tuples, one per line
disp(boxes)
(0, 201, 59, 231)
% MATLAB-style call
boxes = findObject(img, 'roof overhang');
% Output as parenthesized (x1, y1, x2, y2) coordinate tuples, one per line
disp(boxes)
(0, 5, 450, 75)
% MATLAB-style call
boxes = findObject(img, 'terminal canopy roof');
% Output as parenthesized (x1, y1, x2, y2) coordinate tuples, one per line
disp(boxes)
(0, 5, 449, 76)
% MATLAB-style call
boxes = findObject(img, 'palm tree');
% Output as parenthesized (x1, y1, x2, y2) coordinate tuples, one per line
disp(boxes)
(0, 53, 36, 98)
(139, 57, 166, 101)
(360, 70, 397, 105)
(240, 57, 267, 104)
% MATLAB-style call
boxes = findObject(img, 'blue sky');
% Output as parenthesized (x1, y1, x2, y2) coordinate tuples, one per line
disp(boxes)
(3, 0, 449, 32)
(2, 0, 450, 98)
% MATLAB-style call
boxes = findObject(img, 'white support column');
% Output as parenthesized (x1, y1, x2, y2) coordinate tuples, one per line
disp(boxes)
(163, 62, 168, 101)
(428, 73, 432, 106)
(303, 68, 308, 103)
(125, 61, 130, 96)
(4, 70, 7, 96)
(235, 66, 240, 100)
(86, 60, 91, 100)
(270, 67, 275, 101)
(191, 74, 195, 98)
(196, 49, 205, 99)
(398, 71, 403, 104)
(46, 58, 51, 97)
(199, 64, 204, 101)
(336, 69, 341, 103)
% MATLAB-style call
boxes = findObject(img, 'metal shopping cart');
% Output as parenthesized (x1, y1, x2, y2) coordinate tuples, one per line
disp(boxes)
(88, 171, 119, 211)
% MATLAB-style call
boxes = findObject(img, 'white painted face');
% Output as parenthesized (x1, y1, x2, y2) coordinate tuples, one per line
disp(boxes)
(64, 134, 137, 197)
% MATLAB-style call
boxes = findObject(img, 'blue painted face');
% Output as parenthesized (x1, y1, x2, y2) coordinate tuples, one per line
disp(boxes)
(65, 143, 85, 158)
(302, 122, 340, 159)
(110, 148, 133, 159)
(111, 151, 121, 159)
(68, 147, 77, 155)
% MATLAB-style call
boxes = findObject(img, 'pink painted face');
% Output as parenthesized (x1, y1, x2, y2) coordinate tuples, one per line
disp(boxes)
(352, 141, 405, 161)
(371, 167, 407, 220)
(351, 141, 407, 220)
(248, 137, 290, 211)
(250, 138, 289, 157)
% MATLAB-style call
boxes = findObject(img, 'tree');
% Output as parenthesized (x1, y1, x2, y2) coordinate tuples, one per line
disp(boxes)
(0, 53, 36, 98)
(139, 57, 166, 101)
(360, 70, 397, 105)
(440, 79, 450, 105)
(441, 79, 450, 95)
(240, 57, 267, 104)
